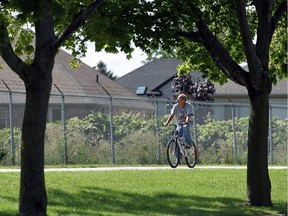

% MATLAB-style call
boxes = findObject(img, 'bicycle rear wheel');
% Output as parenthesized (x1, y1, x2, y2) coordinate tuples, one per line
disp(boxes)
(185, 141, 197, 168)
(167, 139, 180, 168)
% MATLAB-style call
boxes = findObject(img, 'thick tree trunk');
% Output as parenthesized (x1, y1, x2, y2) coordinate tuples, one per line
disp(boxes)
(247, 89, 272, 206)
(19, 67, 52, 215)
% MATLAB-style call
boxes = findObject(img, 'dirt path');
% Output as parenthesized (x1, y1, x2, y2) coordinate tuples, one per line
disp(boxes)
(0, 165, 287, 172)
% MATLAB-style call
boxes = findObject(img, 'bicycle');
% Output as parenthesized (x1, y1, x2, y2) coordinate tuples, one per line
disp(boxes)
(166, 124, 197, 168)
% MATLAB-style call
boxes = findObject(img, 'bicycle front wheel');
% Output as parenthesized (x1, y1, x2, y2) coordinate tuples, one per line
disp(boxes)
(185, 141, 197, 168)
(166, 139, 180, 168)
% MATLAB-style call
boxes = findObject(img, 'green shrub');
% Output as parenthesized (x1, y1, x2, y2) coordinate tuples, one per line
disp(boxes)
(115, 129, 164, 164)
(30, 112, 288, 165)
(43, 112, 165, 165)
(0, 128, 21, 165)
(45, 122, 66, 164)
(0, 148, 7, 161)
(196, 117, 248, 164)
(271, 117, 288, 164)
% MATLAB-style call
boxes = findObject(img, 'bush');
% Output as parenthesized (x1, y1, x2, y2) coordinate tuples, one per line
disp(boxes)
(44, 112, 166, 165)
(0, 128, 21, 165)
(196, 117, 249, 164)
(115, 129, 163, 164)
(196, 117, 235, 164)
(45, 122, 67, 164)
(195, 116, 287, 165)
(2, 111, 286, 166)
(271, 117, 288, 164)
(0, 148, 7, 162)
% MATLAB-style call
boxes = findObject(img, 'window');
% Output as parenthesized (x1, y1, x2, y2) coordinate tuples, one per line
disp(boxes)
(136, 86, 147, 95)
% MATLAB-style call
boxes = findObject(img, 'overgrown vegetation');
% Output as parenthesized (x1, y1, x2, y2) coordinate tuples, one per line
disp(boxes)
(0, 112, 287, 166)
(0, 128, 21, 165)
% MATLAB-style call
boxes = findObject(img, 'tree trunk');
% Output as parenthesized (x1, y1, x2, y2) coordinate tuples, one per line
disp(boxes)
(19, 66, 52, 215)
(247, 88, 272, 206)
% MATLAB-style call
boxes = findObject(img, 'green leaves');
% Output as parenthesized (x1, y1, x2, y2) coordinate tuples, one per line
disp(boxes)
(0, 4, 34, 62)
(126, 0, 286, 85)
(1, 0, 286, 85)
(269, 18, 287, 83)
(13, 29, 34, 56)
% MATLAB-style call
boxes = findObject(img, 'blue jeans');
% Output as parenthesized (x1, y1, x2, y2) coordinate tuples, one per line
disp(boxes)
(177, 122, 192, 145)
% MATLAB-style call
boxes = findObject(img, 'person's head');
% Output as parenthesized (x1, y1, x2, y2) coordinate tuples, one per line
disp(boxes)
(177, 93, 187, 107)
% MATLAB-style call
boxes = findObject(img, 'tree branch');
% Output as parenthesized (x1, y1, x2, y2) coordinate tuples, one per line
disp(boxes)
(34, 0, 58, 66)
(271, 0, 287, 34)
(175, 31, 202, 44)
(253, 0, 274, 71)
(235, 0, 259, 67)
(237, 0, 281, 93)
(178, 2, 250, 87)
(52, 0, 105, 49)
(0, 18, 27, 79)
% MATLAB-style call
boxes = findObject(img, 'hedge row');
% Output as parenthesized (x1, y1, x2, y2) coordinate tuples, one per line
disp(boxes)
(0, 112, 287, 165)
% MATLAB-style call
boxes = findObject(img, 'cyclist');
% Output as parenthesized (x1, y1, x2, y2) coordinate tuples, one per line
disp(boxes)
(163, 93, 193, 148)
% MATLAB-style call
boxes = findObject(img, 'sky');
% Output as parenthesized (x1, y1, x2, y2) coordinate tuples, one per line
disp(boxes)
(80, 42, 147, 78)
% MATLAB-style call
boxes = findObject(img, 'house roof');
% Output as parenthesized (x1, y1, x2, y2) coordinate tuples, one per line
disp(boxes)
(116, 58, 204, 94)
(0, 49, 154, 110)
(116, 58, 287, 98)
(52, 50, 139, 97)
(213, 65, 287, 97)
(0, 49, 135, 97)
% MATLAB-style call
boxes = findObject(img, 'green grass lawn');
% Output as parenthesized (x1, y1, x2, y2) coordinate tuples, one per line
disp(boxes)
(0, 167, 287, 215)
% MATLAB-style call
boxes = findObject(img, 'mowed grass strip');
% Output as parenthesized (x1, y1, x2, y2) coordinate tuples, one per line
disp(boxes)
(0, 168, 287, 215)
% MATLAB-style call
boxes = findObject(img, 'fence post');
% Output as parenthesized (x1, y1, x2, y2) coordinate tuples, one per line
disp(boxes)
(2, 80, 15, 165)
(268, 105, 273, 164)
(96, 75, 115, 164)
(192, 104, 198, 147)
(154, 100, 160, 163)
(231, 105, 237, 159)
(54, 84, 68, 165)
(109, 97, 115, 164)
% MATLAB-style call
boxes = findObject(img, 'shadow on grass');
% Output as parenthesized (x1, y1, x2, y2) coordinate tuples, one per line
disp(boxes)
(47, 186, 287, 216)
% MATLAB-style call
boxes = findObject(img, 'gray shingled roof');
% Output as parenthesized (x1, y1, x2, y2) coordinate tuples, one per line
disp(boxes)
(53, 50, 138, 97)
(213, 65, 287, 96)
(0, 49, 135, 97)
(116, 58, 183, 94)
(116, 58, 287, 97)
(0, 49, 154, 110)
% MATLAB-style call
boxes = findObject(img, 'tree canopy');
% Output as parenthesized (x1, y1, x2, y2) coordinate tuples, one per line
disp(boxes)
(1, 0, 286, 84)
(91, 0, 287, 84)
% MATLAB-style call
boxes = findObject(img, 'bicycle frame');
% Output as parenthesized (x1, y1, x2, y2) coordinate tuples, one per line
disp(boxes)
(166, 124, 197, 168)
(172, 129, 187, 157)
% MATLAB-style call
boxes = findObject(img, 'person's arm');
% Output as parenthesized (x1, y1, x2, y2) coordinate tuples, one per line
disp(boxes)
(184, 114, 193, 125)
(183, 103, 193, 124)
(163, 114, 174, 127)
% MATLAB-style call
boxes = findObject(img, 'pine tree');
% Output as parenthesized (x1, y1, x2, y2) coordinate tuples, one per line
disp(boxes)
(94, 61, 118, 80)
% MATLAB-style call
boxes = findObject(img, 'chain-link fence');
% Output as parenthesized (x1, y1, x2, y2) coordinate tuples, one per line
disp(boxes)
(0, 90, 287, 166)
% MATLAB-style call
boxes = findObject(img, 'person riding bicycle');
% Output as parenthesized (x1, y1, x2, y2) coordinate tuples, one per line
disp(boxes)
(163, 93, 193, 148)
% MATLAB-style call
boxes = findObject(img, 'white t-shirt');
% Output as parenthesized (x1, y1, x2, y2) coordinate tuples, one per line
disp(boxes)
(171, 102, 193, 124)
